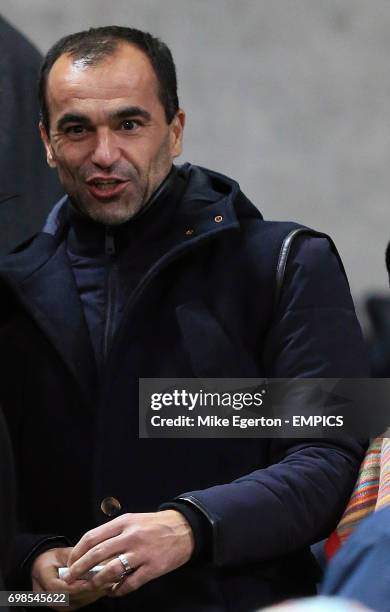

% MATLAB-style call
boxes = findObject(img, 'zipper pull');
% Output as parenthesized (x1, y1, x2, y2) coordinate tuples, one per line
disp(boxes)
(105, 228, 115, 255)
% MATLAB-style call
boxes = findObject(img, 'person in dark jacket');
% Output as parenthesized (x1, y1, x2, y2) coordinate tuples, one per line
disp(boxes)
(0, 14, 63, 254)
(0, 26, 368, 611)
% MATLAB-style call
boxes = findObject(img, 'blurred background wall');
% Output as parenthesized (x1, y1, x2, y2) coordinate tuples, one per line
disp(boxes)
(1, 0, 390, 327)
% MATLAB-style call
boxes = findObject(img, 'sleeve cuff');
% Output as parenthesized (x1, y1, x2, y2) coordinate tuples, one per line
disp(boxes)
(22, 535, 72, 570)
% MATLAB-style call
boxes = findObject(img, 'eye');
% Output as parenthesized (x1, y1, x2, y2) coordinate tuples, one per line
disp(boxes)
(121, 119, 140, 131)
(64, 125, 87, 138)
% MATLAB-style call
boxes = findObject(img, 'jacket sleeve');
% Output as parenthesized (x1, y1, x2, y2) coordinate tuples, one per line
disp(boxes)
(168, 235, 369, 567)
(6, 534, 71, 589)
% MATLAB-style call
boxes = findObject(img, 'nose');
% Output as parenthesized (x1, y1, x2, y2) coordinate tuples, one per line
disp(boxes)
(90, 128, 121, 169)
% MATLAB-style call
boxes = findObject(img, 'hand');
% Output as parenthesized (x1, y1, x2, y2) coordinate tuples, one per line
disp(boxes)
(64, 511, 195, 597)
(31, 547, 109, 610)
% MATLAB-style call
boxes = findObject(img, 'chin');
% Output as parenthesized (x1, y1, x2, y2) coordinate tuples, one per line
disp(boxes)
(83, 201, 142, 226)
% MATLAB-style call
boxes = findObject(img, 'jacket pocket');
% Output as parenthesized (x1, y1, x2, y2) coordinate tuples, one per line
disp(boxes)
(176, 300, 259, 378)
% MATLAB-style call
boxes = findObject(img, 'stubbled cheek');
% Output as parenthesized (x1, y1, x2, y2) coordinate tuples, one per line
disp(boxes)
(56, 165, 81, 184)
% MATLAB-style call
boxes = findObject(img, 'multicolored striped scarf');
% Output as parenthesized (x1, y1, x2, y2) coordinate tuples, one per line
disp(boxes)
(325, 436, 390, 559)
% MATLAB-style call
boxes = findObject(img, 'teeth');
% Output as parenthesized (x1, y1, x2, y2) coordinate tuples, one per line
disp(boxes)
(93, 180, 119, 190)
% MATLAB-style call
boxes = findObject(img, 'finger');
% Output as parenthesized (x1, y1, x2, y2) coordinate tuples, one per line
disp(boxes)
(58, 580, 94, 596)
(109, 566, 150, 597)
(38, 576, 73, 593)
(89, 554, 138, 589)
(69, 518, 125, 565)
(66, 535, 124, 582)
(40, 575, 93, 597)
(34, 559, 66, 587)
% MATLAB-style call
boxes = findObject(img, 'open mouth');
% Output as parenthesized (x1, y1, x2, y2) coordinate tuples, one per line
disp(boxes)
(91, 179, 122, 190)
(86, 178, 129, 199)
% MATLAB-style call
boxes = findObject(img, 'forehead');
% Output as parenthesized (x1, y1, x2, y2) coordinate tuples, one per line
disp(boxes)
(46, 43, 160, 115)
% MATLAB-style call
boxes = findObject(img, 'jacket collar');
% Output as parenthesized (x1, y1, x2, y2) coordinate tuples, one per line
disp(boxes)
(60, 163, 249, 245)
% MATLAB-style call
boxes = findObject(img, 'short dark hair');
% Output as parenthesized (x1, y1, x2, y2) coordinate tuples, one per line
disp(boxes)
(39, 25, 179, 131)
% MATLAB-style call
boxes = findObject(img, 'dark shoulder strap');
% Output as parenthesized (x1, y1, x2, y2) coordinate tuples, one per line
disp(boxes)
(274, 227, 347, 312)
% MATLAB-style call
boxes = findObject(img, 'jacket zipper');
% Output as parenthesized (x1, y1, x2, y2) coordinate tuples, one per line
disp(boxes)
(103, 228, 117, 362)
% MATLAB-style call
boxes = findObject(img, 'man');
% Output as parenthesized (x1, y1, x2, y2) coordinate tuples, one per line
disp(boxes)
(0, 26, 368, 611)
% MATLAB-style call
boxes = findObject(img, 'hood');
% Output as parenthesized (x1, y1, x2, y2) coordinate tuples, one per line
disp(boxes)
(179, 163, 263, 223)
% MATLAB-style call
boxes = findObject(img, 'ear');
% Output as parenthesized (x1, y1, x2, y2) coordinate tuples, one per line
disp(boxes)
(39, 121, 57, 168)
(169, 109, 185, 158)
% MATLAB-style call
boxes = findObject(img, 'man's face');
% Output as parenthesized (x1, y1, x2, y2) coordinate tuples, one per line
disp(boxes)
(40, 43, 185, 225)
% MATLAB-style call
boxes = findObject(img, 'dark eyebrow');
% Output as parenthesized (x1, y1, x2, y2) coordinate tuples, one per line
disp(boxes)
(57, 113, 92, 131)
(113, 106, 151, 122)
